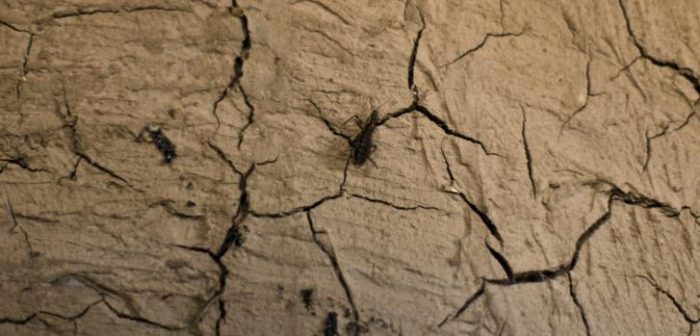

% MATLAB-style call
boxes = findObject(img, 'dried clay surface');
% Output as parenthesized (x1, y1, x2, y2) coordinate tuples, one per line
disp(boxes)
(1, 0, 699, 335)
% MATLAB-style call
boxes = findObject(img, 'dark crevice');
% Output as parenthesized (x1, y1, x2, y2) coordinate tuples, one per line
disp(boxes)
(349, 193, 439, 212)
(212, 1, 252, 133)
(453, 189, 503, 244)
(325, 312, 338, 336)
(215, 299, 226, 336)
(520, 105, 536, 198)
(560, 57, 593, 134)
(442, 29, 527, 68)
(215, 163, 255, 258)
(236, 85, 255, 148)
(102, 299, 182, 331)
(307, 212, 361, 336)
(0, 157, 46, 173)
(618, 0, 700, 97)
(485, 240, 513, 282)
(440, 183, 690, 327)
(0, 314, 37, 325)
(207, 142, 244, 175)
(301, 288, 314, 313)
(568, 273, 591, 336)
(407, 8, 425, 94)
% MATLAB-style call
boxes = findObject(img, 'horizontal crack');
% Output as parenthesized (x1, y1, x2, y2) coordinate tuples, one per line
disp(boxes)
(349, 193, 440, 212)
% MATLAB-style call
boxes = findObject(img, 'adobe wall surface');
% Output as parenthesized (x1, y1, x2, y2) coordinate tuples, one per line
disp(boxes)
(1, 0, 698, 335)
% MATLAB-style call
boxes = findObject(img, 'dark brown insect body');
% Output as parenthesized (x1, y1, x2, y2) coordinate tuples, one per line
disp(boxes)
(350, 110, 379, 165)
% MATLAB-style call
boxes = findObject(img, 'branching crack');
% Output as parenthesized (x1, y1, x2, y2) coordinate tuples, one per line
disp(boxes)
(619, 0, 700, 97)
(215, 163, 255, 258)
(0, 314, 37, 325)
(379, 102, 503, 157)
(307, 211, 361, 336)
(486, 240, 513, 282)
(440, 183, 689, 327)
(212, 1, 253, 134)
(636, 275, 700, 324)
(643, 109, 696, 171)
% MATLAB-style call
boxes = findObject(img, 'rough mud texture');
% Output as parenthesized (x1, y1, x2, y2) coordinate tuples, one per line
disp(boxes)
(1, 0, 699, 335)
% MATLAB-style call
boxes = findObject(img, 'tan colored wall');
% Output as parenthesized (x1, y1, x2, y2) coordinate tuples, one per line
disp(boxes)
(1, 0, 698, 335)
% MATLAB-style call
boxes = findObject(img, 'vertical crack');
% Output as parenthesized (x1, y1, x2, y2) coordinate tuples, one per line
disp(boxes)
(306, 211, 361, 336)
(212, 0, 253, 133)
(214, 163, 255, 258)
(520, 105, 536, 198)
(16, 33, 34, 104)
(568, 273, 591, 336)
(236, 85, 255, 148)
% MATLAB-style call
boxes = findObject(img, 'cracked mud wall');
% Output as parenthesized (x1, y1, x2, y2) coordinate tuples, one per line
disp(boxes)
(0, 0, 698, 335)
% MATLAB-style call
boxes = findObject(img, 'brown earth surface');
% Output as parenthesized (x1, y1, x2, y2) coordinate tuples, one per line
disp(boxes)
(1, 0, 699, 335)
